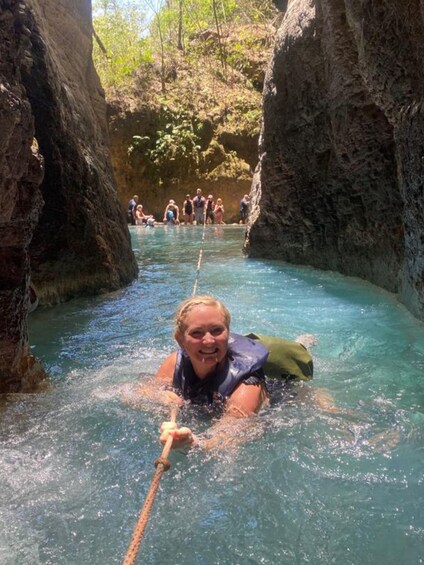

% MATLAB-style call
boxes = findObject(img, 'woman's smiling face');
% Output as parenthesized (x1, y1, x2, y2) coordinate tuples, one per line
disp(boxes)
(176, 304, 229, 377)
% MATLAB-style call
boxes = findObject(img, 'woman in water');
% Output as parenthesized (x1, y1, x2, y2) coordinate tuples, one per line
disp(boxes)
(135, 204, 155, 226)
(137, 295, 316, 450)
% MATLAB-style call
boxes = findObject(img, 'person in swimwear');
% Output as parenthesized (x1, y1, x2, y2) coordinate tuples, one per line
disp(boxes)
(182, 194, 193, 224)
(134, 204, 155, 225)
(239, 194, 250, 224)
(205, 194, 215, 224)
(133, 297, 399, 455)
(136, 295, 316, 451)
(193, 188, 206, 225)
(213, 198, 225, 224)
(127, 194, 139, 225)
(163, 199, 179, 224)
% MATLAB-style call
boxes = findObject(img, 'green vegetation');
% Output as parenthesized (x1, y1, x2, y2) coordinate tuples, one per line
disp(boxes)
(92, 0, 278, 184)
(93, 0, 276, 90)
(128, 107, 202, 181)
(92, 1, 153, 90)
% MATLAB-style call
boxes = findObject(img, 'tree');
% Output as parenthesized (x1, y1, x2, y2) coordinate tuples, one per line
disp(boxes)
(92, 0, 152, 89)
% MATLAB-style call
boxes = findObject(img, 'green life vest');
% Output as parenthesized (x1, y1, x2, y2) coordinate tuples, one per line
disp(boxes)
(245, 333, 313, 381)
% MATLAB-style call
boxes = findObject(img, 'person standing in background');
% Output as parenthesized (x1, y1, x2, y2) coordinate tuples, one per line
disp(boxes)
(214, 198, 225, 224)
(163, 200, 180, 225)
(193, 188, 206, 225)
(239, 194, 250, 224)
(206, 194, 215, 224)
(182, 194, 194, 224)
(127, 195, 139, 225)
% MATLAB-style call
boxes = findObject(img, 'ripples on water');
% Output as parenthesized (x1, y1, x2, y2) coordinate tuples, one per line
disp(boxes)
(1, 225, 423, 564)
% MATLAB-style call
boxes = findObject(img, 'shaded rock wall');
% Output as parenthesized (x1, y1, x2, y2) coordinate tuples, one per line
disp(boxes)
(247, 0, 424, 319)
(0, 0, 46, 391)
(26, 0, 137, 303)
(0, 0, 137, 391)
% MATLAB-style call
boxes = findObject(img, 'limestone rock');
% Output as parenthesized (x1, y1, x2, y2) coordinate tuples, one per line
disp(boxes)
(0, 0, 47, 391)
(247, 0, 424, 319)
(25, 0, 137, 304)
(0, 0, 137, 391)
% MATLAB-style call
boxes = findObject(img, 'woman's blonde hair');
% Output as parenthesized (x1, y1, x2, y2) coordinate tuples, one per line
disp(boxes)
(174, 295, 231, 335)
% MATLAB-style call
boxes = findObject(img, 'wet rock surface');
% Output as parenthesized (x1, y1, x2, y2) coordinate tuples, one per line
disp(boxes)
(26, 0, 137, 304)
(0, 0, 137, 391)
(248, 0, 424, 319)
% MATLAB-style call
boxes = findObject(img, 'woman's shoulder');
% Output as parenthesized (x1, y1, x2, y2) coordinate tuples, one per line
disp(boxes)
(156, 351, 179, 380)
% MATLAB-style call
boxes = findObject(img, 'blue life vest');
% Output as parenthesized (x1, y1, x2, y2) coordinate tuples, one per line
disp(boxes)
(172, 333, 268, 405)
(193, 195, 204, 209)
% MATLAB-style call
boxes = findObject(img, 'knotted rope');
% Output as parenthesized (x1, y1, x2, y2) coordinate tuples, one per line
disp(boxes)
(122, 407, 178, 565)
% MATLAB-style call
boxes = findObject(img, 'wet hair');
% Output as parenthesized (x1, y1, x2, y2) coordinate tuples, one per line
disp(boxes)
(174, 295, 231, 335)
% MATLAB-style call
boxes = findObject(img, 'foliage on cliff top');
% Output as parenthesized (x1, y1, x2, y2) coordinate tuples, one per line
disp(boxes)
(93, 0, 279, 137)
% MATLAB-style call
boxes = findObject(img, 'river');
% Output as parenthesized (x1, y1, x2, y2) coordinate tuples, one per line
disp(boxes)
(1, 225, 423, 564)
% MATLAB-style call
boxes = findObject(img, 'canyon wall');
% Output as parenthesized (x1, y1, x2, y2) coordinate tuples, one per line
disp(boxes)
(248, 0, 424, 319)
(26, 0, 137, 304)
(0, 0, 137, 392)
(0, 0, 46, 391)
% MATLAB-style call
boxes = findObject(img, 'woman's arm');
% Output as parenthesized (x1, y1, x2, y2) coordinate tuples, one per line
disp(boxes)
(226, 381, 268, 417)
(155, 352, 177, 381)
(197, 382, 268, 450)
(159, 381, 269, 451)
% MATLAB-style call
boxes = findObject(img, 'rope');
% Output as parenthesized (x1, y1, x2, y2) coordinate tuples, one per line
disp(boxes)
(192, 204, 208, 296)
(122, 407, 178, 565)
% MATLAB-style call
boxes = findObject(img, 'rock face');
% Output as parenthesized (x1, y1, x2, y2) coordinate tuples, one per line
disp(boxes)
(26, 0, 137, 304)
(0, 0, 47, 391)
(247, 0, 424, 319)
(0, 0, 137, 392)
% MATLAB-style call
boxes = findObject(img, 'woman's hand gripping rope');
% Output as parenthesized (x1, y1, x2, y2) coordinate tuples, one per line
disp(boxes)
(159, 421, 198, 450)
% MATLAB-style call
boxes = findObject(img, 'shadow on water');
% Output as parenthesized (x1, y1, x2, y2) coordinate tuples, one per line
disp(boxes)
(1, 225, 423, 564)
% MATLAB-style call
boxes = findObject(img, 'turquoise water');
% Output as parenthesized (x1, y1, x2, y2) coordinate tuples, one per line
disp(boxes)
(1, 225, 424, 564)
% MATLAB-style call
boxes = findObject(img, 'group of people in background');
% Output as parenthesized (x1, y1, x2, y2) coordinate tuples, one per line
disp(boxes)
(178, 189, 226, 226)
(162, 189, 225, 226)
(127, 189, 250, 227)
(127, 195, 156, 226)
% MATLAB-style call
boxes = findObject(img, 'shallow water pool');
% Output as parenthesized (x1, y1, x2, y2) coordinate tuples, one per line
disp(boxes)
(1, 225, 423, 564)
